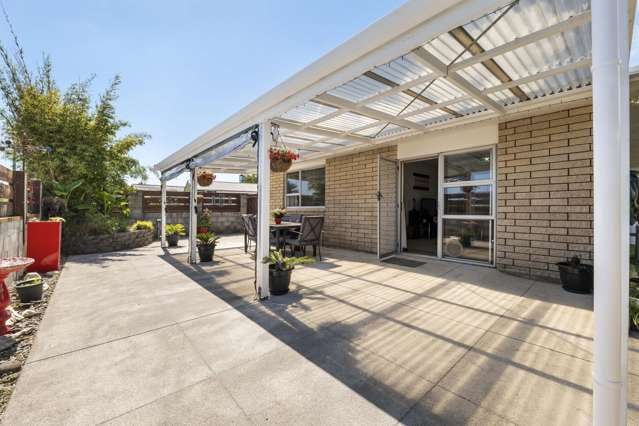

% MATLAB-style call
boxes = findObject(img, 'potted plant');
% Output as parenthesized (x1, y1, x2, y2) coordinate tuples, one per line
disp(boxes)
(557, 256, 593, 294)
(197, 232, 220, 262)
(197, 209, 212, 234)
(165, 224, 186, 247)
(630, 282, 639, 332)
(262, 250, 315, 295)
(272, 208, 286, 225)
(15, 272, 43, 303)
(197, 169, 216, 186)
(269, 146, 299, 173)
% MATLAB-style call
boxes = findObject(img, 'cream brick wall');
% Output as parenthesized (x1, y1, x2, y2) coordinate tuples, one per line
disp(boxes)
(496, 104, 593, 282)
(270, 146, 397, 253)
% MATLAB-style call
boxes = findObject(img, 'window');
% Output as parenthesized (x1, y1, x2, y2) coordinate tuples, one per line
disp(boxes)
(285, 168, 325, 207)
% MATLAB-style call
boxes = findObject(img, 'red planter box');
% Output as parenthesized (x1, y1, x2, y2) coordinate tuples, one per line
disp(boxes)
(26, 221, 62, 272)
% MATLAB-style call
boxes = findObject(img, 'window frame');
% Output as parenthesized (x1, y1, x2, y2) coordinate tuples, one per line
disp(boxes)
(284, 167, 326, 209)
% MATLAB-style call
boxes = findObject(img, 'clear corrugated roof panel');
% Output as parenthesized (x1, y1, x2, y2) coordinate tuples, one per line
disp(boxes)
(280, 101, 337, 123)
(320, 112, 379, 132)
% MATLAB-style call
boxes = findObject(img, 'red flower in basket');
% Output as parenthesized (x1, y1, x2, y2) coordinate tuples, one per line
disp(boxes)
(269, 146, 299, 172)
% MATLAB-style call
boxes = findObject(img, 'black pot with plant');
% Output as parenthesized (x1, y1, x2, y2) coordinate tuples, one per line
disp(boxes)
(165, 224, 186, 247)
(197, 232, 220, 262)
(557, 256, 593, 294)
(262, 250, 315, 295)
(16, 273, 43, 303)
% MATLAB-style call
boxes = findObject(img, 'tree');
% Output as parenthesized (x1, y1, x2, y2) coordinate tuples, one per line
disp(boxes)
(240, 173, 257, 183)
(0, 21, 148, 231)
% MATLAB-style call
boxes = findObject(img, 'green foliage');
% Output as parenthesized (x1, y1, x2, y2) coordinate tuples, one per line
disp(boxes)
(631, 297, 639, 331)
(262, 249, 315, 271)
(272, 208, 286, 219)
(165, 223, 186, 237)
(240, 174, 257, 183)
(0, 28, 148, 234)
(130, 220, 154, 232)
(196, 232, 220, 247)
(197, 208, 213, 227)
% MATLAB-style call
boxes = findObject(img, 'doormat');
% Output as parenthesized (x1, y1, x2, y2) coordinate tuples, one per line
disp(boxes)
(382, 257, 426, 268)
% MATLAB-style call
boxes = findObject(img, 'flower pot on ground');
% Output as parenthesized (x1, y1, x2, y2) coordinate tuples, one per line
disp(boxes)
(197, 232, 220, 262)
(269, 146, 299, 173)
(15, 273, 43, 303)
(557, 256, 593, 294)
(272, 208, 286, 225)
(262, 250, 315, 295)
(165, 224, 186, 247)
(197, 208, 213, 234)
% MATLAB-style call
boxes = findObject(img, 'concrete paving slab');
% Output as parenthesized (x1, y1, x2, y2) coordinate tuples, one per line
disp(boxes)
(3, 325, 212, 425)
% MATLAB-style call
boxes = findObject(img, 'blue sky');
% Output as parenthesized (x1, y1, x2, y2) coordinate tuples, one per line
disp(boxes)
(2, 1, 639, 186)
(0, 0, 404, 184)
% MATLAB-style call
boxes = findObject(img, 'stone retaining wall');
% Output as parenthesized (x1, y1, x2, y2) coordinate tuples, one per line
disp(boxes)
(62, 229, 154, 255)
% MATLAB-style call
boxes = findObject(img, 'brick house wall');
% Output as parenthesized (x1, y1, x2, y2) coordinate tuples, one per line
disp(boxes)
(270, 146, 396, 253)
(495, 103, 593, 282)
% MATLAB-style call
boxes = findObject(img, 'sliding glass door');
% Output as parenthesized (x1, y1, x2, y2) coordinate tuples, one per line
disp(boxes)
(438, 148, 495, 265)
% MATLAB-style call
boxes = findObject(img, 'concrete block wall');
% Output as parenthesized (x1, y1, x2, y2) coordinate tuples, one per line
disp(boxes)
(496, 103, 593, 282)
(271, 146, 396, 253)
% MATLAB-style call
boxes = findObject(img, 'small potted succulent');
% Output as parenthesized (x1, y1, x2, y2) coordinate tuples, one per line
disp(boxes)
(269, 146, 299, 173)
(272, 208, 286, 225)
(197, 209, 213, 234)
(165, 224, 186, 247)
(557, 256, 593, 294)
(196, 232, 220, 262)
(15, 272, 43, 303)
(262, 250, 315, 295)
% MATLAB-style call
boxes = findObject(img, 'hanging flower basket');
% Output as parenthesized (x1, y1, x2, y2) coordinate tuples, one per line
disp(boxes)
(197, 169, 216, 186)
(269, 146, 299, 173)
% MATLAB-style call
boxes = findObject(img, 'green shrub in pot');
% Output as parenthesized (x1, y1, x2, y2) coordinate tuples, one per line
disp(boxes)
(129, 220, 154, 232)
(165, 224, 186, 247)
(262, 250, 314, 295)
(196, 232, 220, 262)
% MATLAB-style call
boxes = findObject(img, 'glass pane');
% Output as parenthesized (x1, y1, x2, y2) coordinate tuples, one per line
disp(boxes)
(286, 172, 299, 194)
(444, 185, 491, 215)
(286, 195, 299, 207)
(442, 219, 491, 263)
(444, 150, 491, 182)
(300, 168, 325, 206)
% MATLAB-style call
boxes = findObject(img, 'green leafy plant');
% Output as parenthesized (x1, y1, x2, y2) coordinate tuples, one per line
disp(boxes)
(272, 208, 286, 219)
(631, 297, 639, 331)
(130, 220, 153, 231)
(240, 173, 257, 183)
(196, 232, 220, 247)
(262, 249, 315, 271)
(165, 223, 186, 237)
(197, 208, 213, 227)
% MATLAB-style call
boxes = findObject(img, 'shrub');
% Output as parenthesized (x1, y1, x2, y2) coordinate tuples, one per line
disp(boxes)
(130, 220, 154, 232)
(165, 223, 186, 236)
(196, 232, 220, 247)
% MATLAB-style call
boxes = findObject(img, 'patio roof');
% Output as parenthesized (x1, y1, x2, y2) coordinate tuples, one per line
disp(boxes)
(155, 0, 602, 175)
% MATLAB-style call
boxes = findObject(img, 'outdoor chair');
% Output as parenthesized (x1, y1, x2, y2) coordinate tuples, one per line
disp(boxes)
(242, 214, 257, 253)
(284, 216, 324, 260)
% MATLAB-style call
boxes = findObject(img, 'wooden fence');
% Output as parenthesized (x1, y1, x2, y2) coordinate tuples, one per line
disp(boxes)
(142, 191, 241, 213)
(0, 165, 13, 217)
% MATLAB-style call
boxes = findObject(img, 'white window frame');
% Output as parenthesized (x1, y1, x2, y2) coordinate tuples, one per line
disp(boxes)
(285, 167, 326, 209)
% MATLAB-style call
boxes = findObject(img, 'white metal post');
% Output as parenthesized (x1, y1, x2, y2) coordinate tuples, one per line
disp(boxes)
(160, 177, 167, 248)
(592, 0, 629, 424)
(188, 167, 198, 264)
(256, 121, 271, 299)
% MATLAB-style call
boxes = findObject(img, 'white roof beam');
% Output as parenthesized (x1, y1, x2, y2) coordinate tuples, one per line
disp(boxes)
(412, 47, 506, 114)
(449, 10, 592, 73)
(272, 119, 373, 144)
(315, 93, 426, 132)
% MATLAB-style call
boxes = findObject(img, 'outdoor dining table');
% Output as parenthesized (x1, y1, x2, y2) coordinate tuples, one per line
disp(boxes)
(270, 222, 301, 250)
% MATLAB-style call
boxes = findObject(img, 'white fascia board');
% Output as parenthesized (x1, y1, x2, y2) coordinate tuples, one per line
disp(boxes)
(154, 0, 512, 172)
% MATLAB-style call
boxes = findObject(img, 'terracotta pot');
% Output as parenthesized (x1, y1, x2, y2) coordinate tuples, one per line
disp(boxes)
(197, 170, 215, 186)
(274, 217, 282, 225)
(197, 226, 209, 234)
(270, 158, 292, 173)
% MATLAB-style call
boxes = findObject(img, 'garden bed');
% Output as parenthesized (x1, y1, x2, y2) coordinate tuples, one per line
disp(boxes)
(0, 271, 59, 416)
(62, 229, 153, 255)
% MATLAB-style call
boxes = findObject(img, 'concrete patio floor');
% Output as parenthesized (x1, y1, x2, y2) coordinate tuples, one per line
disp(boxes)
(2, 236, 638, 425)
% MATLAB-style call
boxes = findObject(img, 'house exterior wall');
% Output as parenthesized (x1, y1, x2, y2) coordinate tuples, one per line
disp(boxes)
(495, 103, 593, 282)
(271, 146, 396, 253)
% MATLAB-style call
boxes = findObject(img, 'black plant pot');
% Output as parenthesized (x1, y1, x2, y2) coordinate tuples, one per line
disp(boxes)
(16, 280, 43, 303)
(269, 268, 292, 295)
(167, 234, 179, 247)
(557, 262, 593, 294)
(198, 245, 215, 262)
